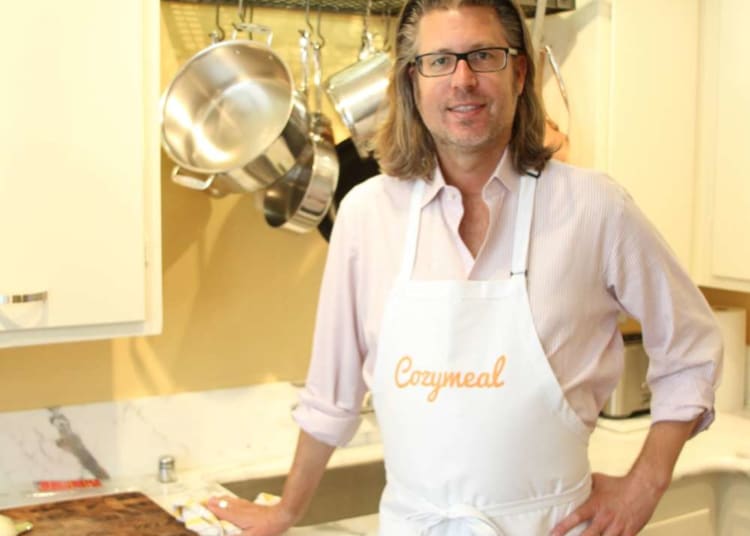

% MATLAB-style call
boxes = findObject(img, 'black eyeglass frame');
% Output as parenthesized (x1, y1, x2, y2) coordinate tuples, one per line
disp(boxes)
(413, 46, 521, 77)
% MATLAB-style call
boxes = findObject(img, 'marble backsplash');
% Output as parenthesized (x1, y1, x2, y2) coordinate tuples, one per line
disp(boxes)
(0, 382, 378, 491)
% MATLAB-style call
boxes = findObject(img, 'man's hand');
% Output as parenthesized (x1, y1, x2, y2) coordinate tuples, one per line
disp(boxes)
(550, 471, 664, 536)
(204, 430, 336, 536)
(552, 417, 703, 535)
(205, 495, 294, 536)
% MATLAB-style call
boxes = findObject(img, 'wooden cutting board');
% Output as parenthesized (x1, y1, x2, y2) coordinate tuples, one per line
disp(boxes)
(0, 491, 193, 535)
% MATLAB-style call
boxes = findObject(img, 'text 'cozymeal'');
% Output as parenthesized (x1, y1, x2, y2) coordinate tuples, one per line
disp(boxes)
(393, 355, 507, 402)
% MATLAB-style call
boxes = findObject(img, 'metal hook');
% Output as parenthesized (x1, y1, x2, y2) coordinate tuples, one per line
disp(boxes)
(363, 0, 372, 32)
(209, 1, 225, 43)
(238, 0, 248, 22)
(381, 0, 392, 52)
(303, 0, 314, 39)
(234, 0, 256, 39)
(358, 0, 375, 60)
(313, 4, 325, 48)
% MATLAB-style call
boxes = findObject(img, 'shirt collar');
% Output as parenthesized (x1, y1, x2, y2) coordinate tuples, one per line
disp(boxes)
(418, 147, 522, 208)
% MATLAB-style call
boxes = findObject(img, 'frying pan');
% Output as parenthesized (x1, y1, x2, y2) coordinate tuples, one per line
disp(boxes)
(317, 137, 380, 241)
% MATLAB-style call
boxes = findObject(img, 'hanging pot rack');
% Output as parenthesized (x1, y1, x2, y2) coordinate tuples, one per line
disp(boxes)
(161, 0, 575, 17)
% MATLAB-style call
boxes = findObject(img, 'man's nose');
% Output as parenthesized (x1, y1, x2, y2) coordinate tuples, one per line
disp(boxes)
(451, 58, 478, 88)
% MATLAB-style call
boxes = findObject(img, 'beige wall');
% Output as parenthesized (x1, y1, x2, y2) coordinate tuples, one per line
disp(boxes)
(0, 4, 747, 413)
(0, 4, 392, 413)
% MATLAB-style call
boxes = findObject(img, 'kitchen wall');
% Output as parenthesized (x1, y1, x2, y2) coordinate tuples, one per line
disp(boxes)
(0, 2, 747, 414)
(0, 3, 393, 413)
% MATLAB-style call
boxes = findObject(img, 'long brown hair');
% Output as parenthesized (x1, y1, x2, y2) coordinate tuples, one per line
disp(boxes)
(373, 0, 553, 178)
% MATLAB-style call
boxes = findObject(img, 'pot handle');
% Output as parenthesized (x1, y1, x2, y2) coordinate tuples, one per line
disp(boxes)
(299, 29, 311, 109)
(231, 22, 273, 47)
(358, 0, 376, 60)
(171, 167, 228, 198)
(544, 45, 570, 116)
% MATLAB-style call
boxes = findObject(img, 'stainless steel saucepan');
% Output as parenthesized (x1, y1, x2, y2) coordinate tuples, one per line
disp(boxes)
(324, 50, 390, 158)
(161, 28, 311, 193)
(323, 0, 392, 158)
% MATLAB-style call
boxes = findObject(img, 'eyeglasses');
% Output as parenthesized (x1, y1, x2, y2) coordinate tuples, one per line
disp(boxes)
(414, 46, 520, 77)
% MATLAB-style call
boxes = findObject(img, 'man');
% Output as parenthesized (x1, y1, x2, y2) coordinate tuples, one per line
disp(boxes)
(208, 0, 722, 534)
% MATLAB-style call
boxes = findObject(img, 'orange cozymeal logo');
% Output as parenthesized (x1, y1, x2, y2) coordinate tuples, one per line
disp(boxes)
(393, 355, 507, 402)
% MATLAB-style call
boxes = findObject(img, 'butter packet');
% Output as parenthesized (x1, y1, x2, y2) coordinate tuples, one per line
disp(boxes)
(254, 492, 281, 506)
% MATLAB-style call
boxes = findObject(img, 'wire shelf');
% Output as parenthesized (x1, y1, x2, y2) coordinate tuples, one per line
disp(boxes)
(162, 0, 575, 17)
(164, 0, 404, 15)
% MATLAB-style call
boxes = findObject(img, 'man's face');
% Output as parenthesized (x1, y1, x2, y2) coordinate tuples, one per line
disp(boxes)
(411, 6, 527, 157)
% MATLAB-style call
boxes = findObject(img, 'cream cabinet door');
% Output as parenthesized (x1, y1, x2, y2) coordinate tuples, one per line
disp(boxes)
(641, 508, 714, 536)
(693, 0, 750, 291)
(607, 0, 699, 271)
(0, 0, 162, 347)
(541, 0, 699, 271)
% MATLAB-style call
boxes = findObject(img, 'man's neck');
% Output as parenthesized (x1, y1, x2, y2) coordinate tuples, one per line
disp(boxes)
(436, 143, 507, 195)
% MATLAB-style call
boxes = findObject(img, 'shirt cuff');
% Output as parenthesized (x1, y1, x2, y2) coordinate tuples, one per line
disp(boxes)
(291, 392, 363, 448)
(650, 405, 715, 437)
(649, 374, 716, 437)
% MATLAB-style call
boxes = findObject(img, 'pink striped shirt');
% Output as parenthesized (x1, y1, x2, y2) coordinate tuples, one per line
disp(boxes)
(293, 152, 722, 447)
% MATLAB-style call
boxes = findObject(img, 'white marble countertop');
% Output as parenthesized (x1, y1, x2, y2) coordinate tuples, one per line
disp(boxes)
(2, 410, 750, 535)
(591, 410, 750, 480)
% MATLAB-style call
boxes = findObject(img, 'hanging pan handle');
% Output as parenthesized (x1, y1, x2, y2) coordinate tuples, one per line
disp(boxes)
(171, 167, 229, 198)
(232, 0, 273, 45)
(232, 22, 273, 46)
(544, 44, 570, 115)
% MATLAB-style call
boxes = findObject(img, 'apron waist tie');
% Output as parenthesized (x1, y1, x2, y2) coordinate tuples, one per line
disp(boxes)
(407, 502, 503, 536)
(393, 473, 592, 535)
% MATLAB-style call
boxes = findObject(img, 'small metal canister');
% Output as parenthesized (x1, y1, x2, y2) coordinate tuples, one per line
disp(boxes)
(158, 455, 177, 483)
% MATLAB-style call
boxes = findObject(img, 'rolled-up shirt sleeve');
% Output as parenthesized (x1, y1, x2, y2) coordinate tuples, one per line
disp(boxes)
(606, 188, 723, 435)
(291, 193, 369, 447)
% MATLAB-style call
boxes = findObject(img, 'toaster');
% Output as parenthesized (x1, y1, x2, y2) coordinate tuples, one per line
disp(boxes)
(600, 333, 651, 418)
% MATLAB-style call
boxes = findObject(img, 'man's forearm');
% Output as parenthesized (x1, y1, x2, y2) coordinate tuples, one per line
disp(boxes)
(627, 415, 702, 495)
(278, 430, 337, 524)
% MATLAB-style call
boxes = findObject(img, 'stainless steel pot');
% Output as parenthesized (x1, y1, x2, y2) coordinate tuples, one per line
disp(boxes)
(161, 38, 311, 192)
(263, 134, 339, 233)
(324, 50, 391, 158)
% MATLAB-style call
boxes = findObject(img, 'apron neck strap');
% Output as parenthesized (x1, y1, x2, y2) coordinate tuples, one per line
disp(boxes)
(510, 172, 540, 277)
(399, 171, 539, 281)
(398, 178, 426, 281)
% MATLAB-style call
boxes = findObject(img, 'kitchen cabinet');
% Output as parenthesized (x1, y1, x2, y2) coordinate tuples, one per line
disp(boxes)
(0, 0, 162, 347)
(542, 0, 699, 270)
(642, 474, 717, 536)
(641, 471, 750, 535)
(692, 0, 750, 292)
(606, 0, 699, 273)
(716, 472, 750, 535)
(641, 509, 713, 536)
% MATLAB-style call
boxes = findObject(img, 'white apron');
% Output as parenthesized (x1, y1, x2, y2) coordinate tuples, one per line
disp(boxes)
(371, 174, 592, 535)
